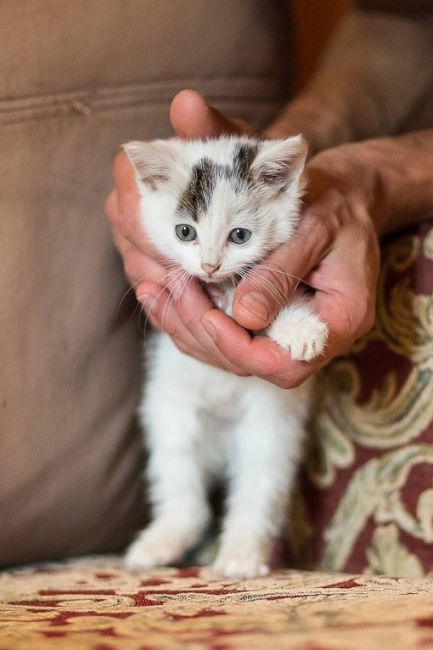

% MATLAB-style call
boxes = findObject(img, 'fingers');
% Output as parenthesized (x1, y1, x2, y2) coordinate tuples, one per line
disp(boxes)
(203, 213, 379, 388)
(139, 282, 249, 375)
(106, 127, 379, 390)
(173, 277, 250, 375)
(105, 102, 252, 373)
(170, 89, 256, 139)
(308, 222, 379, 347)
(201, 310, 318, 387)
(201, 281, 372, 390)
(105, 151, 146, 251)
(106, 152, 181, 286)
(104, 189, 118, 225)
(232, 212, 333, 330)
(105, 91, 262, 374)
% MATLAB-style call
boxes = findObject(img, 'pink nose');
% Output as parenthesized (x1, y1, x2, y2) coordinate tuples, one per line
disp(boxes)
(201, 262, 221, 275)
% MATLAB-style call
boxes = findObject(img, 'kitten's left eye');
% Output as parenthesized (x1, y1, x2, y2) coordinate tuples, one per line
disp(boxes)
(175, 224, 197, 241)
(229, 228, 251, 245)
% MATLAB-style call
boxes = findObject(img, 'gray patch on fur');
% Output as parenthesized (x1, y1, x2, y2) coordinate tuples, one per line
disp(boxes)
(177, 158, 217, 221)
(177, 143, 259, 220)
(233, 142, 258, 186)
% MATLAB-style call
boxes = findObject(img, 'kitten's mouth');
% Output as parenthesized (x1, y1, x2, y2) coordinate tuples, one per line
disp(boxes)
(199, 272, 230, 284)
(199, 265, 251, 286)
(200, 265, 252, 309)
(204, 283, 228, 311)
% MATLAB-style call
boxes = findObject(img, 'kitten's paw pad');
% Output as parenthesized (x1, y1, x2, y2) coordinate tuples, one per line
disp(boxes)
(213, 551, 270, 579)
(125, 529, 185, 571)
(269, 313, 328, 362)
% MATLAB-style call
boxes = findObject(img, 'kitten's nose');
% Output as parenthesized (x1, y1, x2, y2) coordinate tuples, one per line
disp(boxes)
(201, 262, 221, 275)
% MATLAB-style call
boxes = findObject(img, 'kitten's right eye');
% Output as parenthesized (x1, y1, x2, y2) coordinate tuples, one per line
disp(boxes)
(175, 224, 197, 242)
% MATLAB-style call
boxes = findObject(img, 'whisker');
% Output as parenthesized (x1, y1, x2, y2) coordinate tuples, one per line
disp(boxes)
(248, 264, 316, 291)
(254, 275, 286, 305)
(116, 261, 182, 318)
(176, 274, 194, 322)
(244, 274, 286, 310)
(160, 270, 190, 329)
(235, 266, 286, 305)
(117, 275, 148, 319)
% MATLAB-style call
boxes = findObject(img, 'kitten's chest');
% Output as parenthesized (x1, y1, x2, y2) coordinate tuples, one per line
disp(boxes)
(153, 333, 244, 417)
(198, 372, 243, 416)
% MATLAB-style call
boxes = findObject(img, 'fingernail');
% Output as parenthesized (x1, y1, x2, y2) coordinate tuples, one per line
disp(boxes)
(239, 292, 270, 322)
(201, 318, 217, 341)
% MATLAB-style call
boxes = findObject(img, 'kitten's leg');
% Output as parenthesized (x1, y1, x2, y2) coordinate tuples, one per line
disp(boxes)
(267, 293, 328, 361)
(213, 383, 309, 579)
(125, 378, 211, 571)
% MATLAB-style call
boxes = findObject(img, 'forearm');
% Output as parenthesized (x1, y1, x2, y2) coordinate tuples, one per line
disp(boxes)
(362, 129, 433, 234)
(309, 129, 433, 235)
(268, 10, 433, 153)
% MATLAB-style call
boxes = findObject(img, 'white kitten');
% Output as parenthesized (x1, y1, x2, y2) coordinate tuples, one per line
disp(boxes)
(123, 135, 327, 579)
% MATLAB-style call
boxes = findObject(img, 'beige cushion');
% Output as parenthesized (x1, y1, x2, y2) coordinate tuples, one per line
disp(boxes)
(0, 0, 289, 566)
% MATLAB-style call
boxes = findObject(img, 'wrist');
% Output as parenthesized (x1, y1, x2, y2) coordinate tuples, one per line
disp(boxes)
(265, 95, 355, 155)
(305, 131, 433, 238)
(357, 132, 433, 235)
(305, 143, 380, 233)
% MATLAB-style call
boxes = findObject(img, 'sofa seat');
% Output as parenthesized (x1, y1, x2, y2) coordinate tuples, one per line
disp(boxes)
(1, 557, 433, 649)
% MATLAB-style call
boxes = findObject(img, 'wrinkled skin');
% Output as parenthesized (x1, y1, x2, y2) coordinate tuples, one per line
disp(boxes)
(105, 89, 380, 388)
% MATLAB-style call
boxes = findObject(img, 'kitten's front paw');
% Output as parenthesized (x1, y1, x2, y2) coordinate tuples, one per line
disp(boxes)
(125, 525, 188, 571)
(269, 307, 328, 362)
(213, 549, 270, 580)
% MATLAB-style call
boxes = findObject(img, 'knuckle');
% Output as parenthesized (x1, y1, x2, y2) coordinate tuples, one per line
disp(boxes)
(104, 191, 117, 223)
(123, 255, 139, 283)
(342, 309, 357, 338)
(272, 376, 291, 389)
(183, 316, 201, 335)
(252, 263, 292, 306)
(161, 319, 177, 339)
(122, 206, 142, 240)
(145, 313, 162, 332)
(359, 302, 376, 335)
(274, 374, 305, 389)
(112, 149, 128, 181)
(339, 292, 370, 339)
(234, 369, 250, 378)
(353, 291, 376, 336)
(271, 263, 292, 296)
(304, 203, 342, 239)
(171, 336, 189, 355)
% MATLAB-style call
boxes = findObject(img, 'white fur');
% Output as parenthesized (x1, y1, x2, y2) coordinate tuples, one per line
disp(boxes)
(123, 135, 328, 579)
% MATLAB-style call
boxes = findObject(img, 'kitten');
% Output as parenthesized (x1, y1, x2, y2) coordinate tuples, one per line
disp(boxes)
(123, 135, 327, 579)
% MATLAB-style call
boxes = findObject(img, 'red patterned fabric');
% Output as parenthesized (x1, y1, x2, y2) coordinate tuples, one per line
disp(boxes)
(294, 223, 433, 577)
(3, 558, 433, 649)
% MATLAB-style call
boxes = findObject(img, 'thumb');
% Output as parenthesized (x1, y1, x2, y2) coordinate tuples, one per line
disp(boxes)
(232, 222, 328, 330)
(170, 89, 255, 139)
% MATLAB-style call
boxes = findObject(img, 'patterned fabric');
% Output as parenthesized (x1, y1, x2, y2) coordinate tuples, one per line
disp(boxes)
(3, 557, 433, 649)
(296, 223, 433, 576)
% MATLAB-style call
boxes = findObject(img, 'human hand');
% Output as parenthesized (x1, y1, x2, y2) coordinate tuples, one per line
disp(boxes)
(105, 90, 255, 374)
(106, 90, 380, 387)
(201, 144, 380, 387)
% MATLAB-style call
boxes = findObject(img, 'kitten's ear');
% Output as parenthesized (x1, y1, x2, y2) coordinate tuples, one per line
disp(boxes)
(251, 135, 308, 190)
(123, 140, 183, 189)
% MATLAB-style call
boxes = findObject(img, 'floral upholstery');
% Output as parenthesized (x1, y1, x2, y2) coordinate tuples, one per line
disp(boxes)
(297, 223, 433, 576)
(3, 557, 433, 649)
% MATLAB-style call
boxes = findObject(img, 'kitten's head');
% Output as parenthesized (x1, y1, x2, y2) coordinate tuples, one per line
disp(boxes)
(124, 135, 307, 283)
